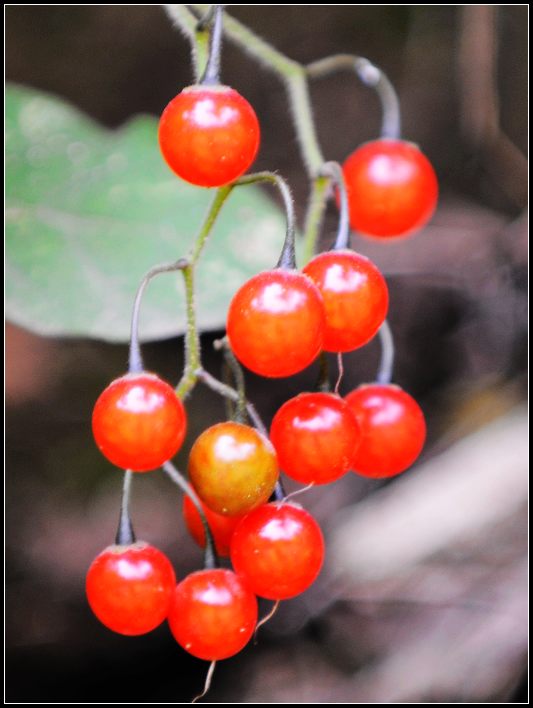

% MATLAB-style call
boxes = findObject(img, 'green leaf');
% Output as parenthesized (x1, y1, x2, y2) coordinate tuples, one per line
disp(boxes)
(6, 84, 288, 342)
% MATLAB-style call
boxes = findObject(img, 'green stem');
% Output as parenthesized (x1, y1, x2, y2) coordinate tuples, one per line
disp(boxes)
(176, 264, 201, 399)
(302, 176, 330, 264)
(163, 5, 210, 82)
(172, 4, 325, 176)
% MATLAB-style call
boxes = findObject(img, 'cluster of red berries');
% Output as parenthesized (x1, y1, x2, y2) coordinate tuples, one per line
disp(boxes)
(87, 42, 434, 677)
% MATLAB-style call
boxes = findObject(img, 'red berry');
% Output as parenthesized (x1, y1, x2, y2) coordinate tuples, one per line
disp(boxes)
(345, 383, 426, 477)
(188, 421, 279, 516)
(182, 495, 243, 557)
(158, 85, 260, 187)
(230, 502, 325, 600)
(92, 372, 187, 472)
(303, 249, 389, 352)
(86, 542, 176, 636)
(342, 139, 438, 238)
(270, 392, 361, 484)
(226, 269, 325, 378)
(168, 568, 257, 660)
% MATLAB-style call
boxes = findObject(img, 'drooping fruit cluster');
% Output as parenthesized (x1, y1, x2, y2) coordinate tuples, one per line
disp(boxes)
(87, 7, 434, 697)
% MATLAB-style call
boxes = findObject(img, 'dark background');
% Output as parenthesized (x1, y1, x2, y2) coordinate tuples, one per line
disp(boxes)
(6, 5, 528, 703)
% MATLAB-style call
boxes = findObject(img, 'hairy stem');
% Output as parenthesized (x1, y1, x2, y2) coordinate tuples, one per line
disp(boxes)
(307, 54, 401, 140)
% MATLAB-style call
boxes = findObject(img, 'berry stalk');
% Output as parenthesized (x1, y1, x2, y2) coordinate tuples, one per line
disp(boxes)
(162, 460, 219, 570)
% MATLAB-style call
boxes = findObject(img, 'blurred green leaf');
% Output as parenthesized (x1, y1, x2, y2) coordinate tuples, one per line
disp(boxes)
(6, 84, 287, 342)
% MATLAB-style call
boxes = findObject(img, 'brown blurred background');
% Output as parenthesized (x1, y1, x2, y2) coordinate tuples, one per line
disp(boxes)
(6, 5, 527, 703)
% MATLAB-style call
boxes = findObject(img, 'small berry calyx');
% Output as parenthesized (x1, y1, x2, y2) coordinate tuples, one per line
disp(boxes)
(86, 542, 176, 636)
(303, 249, 389, 352)
(226, 269, 325, 378)
(270, 392, 361, 484)
(345, 383, 426, 477)
(167, 568, 258, 660)
(188, 421, 279, 516)
(230, 502, 325, 600)
(342, 138, 438, 238)
(182, 495, 243, 557)
(92, 372, 187, 472)
(158, 85, 260, 188)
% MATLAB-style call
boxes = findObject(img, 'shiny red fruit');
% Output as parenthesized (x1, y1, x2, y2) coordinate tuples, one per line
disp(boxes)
(342, 139, 438, 238)
(86, 542, 176, 635)
(158, 85, 260, 187)
(92, 372, 187, 472)
(182, 495, 244, 557)
(226, 269, 325, 378)
(168, 568, 257, 660)
(303, 249, 389, 352)
(345, 383, 426, 477)
(188, 421, 279, 516)
(230, 502, 325, 600)
(270, 392, 361, 484)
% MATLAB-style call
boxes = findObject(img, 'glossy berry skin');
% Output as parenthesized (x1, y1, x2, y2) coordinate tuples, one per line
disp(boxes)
(342, 139, 438, 238)
(230, 502, 325, 600)
(168, 568, 257, 660)
(270, 392, 361, 484)
(158, 85, 260, 187)
(86, 542, 176, 636)
(92, 372, 187, 472)
(182, 495, 243, 557)
(188, 421, 279, 516)
(303, 249, 389, 352)
(345, 384, 426, 477)
(227, 269, 325, 378)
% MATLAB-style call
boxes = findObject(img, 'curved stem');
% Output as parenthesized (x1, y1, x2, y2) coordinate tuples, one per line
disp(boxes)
(129, 260, 189, 375)
(307, 54, 401, 140)
(319, 161, 350, 251)
(236, 172, 296, 270)
(173, 4, 325, 175)
(115, 470, 135, 546)
(195, 368, 268, 436)
(376, 319, 395, 384)
(214, 337, 246, 422)
(164, 5, 210, 83)
(199, 5, 224, 86)
(192, 660, 216, 703)
(162, 460, 218, 570)
(302, 176, 330, 264)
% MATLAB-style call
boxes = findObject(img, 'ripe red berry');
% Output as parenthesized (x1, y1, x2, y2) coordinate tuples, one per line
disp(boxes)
(270, 392, 361, 484)
(303, 249, 389, 352)
(230, 502, 325, 600)
(86, 542, 176, 636)
(168, 568, 257, 660)
(342, 139, 438, 238)
(226, 269, 325, 378)
(158, 85, 260, 187)
(188, 421, 279, 516)
(345, 383, 426, 477)
(92, 372, 187, 472)
(182, 495, 243, 557)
